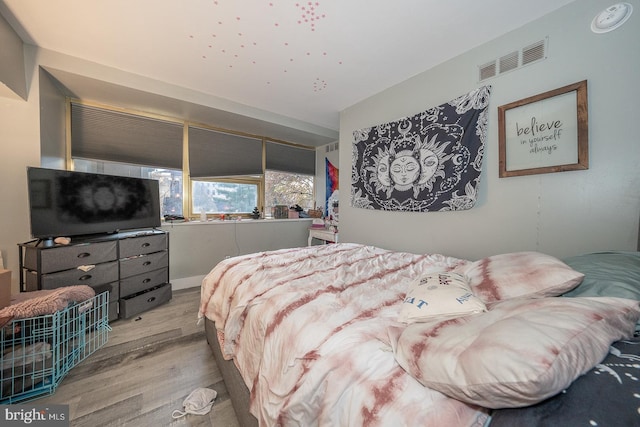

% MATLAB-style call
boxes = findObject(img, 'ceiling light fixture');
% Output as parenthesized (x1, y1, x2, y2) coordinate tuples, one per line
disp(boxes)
(591, 2, 633, 33)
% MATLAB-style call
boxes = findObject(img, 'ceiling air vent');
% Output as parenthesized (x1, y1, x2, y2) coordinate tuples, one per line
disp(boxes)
(478, 61, 497, 81)
(499, 51, 519, 73)
(478, 37, 548, 82)
(522, 39, 547, 65)
(325, 142, 339, 153)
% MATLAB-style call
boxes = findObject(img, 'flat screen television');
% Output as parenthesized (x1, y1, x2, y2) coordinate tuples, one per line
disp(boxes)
(27, 167, 161, 241)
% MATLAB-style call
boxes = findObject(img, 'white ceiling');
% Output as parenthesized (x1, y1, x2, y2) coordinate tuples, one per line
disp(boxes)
(1, 0, 577, 138)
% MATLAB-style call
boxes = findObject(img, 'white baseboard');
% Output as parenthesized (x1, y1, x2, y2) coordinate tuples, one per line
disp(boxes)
(171, 275, 206, 290)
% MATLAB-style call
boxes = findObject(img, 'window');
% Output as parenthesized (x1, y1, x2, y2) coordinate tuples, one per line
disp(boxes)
(263, 140, 316, 217)
(69, 102, 317, 220)
(264, 170, 314, 216)
(70, 103, 183, 170)
(192, 179, 259, 215)
(73, 159, 183, 217)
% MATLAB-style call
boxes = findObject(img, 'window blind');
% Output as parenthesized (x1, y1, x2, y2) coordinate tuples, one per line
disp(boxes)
(265, 140, 315, 175)
(188, 126, 263, 178)
(70, 103, 184, 169)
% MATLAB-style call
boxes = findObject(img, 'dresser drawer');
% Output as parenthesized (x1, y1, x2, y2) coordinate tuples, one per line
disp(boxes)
(119, 282, 172, 319)
(120, 267, 168, 299)
(24, 240, 118, 273)
(107, 302, 119, 322)
(91, 280, 120, 303)
(29, 260, 119, 290)
(89, 282, 119, 321)
(119, 233, 167, 258)
(119, 251, 168, 279)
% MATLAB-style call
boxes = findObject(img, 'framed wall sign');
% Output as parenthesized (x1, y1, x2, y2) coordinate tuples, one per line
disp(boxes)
(498, 80, 588, 177)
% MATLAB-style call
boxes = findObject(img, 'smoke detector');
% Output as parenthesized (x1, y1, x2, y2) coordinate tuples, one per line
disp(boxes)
(591, 3, 633, 33)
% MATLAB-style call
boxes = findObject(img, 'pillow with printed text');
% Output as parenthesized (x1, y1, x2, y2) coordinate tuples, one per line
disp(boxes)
(398, 272, 487, 323)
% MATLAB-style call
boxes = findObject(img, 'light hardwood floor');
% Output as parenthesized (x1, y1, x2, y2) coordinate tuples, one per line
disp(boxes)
(36, 287, 241, 427)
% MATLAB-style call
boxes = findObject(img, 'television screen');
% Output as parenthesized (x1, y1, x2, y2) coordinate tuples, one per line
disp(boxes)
(27, 167, 161, 240)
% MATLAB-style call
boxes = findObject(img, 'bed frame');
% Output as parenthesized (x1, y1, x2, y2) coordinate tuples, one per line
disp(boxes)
(204, 318, 258, 427)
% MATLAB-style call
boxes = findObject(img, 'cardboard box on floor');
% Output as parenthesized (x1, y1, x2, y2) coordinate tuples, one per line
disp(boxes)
(0, 269, 11, 309)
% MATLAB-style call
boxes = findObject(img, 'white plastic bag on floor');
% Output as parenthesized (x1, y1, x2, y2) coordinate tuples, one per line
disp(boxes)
(172, 387, 217, 418)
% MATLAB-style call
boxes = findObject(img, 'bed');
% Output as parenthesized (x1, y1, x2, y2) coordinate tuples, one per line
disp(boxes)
(198, 243, 640, 427)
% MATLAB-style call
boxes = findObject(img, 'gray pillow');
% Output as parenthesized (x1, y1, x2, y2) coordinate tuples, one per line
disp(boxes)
(562, 251, 640, 328)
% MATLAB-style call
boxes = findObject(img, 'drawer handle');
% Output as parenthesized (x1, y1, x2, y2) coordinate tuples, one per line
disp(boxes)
(77, 252, 91, 258)
(143, 278, 151, 284)
(142, 243, 151, 248)
(79, 274, 92, 281)
(143, 261, 152, 266)
(147, 296, 156, 303)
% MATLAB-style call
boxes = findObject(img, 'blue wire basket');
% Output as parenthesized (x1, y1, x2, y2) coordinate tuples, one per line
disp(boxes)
(0, 292, 110, 403)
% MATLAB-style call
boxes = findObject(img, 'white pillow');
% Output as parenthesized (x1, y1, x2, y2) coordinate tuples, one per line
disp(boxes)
(456, 251, 585, 303)
(398, 272, 487, 323)
(392, 296, 640, 408)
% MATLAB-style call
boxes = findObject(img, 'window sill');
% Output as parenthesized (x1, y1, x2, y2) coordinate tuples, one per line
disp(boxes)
(161, 217, 313, 226)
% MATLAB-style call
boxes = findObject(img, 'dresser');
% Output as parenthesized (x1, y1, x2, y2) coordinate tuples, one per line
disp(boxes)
(19, 230, 171, 320)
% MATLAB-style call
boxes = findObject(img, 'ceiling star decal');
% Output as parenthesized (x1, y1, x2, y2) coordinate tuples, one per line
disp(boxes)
(296, 1, 326, 31)
(313, 78, 327, 92)
(187, 0, 338, 97)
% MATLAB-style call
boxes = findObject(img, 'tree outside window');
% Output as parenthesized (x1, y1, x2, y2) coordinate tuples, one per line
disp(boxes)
(264, 171, 314, 216)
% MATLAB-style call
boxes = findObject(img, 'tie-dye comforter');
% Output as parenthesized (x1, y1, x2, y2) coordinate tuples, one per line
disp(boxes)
(198, 243, 489, 427)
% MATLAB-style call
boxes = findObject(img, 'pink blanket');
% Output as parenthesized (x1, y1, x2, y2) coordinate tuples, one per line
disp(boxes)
(199, 243, 489, 427)
(0, 285, 95, 328)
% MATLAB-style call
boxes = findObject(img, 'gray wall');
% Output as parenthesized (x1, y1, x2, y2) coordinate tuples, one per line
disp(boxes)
(38, 69, 66, 170)
(0, 44, 39, 292)
(339, 0, 640, 260)
(0, 12, 26, 100)
(161, 219, 312, 289)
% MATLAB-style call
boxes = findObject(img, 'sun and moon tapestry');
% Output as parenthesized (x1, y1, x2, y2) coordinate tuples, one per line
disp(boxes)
(351, 86, 491, 212)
